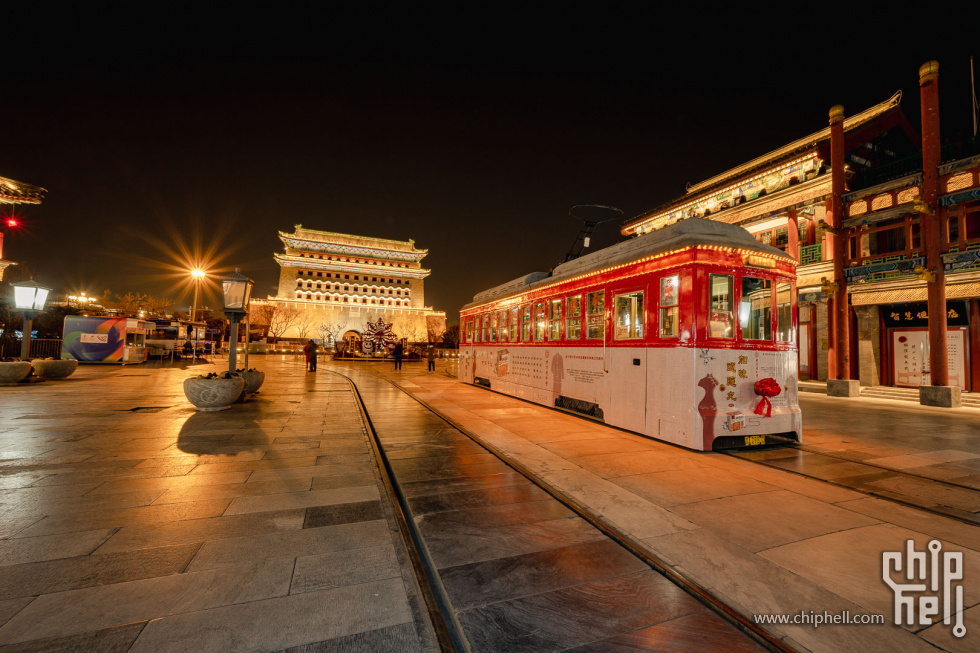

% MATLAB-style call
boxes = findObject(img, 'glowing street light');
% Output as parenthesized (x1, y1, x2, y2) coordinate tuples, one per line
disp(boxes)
(11, 278, 51, 359)
(188, 269, 207, 361)
(190, 269, 206, 322)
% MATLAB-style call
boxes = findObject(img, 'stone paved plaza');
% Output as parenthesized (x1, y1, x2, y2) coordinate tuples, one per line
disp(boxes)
(0, 356, 978, 652)
(0, 360, 437, 651)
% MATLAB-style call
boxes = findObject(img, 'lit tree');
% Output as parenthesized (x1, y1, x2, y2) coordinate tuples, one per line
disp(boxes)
(427, 318, 447, 343)
(295, 311, 316, 340)
(362, 317, 397, 354)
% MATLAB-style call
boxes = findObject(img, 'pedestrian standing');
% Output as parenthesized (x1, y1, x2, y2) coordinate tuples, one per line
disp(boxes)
(393, 341, 404, 371)
(307, 339, 318, 372)
(303, 341, 311, 371)
(426, 342, 436, 373)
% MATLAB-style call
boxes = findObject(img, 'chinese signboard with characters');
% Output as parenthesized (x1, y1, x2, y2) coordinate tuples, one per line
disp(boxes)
(891, 328, 967, 389)
(883, 301, 969, 329)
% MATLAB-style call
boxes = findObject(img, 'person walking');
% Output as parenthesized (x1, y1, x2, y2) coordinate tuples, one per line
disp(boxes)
(393, 341, 404, 371)
(426, 342, 436, 373)
(305, 339, 319, 372)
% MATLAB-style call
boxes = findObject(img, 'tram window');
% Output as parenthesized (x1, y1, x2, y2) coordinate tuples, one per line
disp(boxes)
(509, 307, 519, 341)
(740, 276, 773, 340)
(614, 292, 644, 339)
(776, 282, 794, 342)
(464, 321, 473, 344)
(534, 303, 547, 341)
(567, 295, 582, 339)
(587, 291, 605, 339)
(708, 274, 734, 338)
(521, 305, 531, 341)
(549, 300, 562, 340)
(498, 310, 509, 342)
(660, 275, 679, 337)
(490, 312, 498, 342)
(480, 314, 488, 343)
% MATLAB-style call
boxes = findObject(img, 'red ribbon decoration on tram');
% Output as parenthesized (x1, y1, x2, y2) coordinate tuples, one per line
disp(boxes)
(753, 377, 781, 418)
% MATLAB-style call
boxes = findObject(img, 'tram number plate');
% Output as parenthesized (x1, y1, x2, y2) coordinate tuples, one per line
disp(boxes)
(744, 435, 766, 447)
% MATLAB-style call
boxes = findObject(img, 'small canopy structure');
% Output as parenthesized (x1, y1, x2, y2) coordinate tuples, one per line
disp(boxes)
(0, 175, 46, 205)
(1, 174, 46, 279)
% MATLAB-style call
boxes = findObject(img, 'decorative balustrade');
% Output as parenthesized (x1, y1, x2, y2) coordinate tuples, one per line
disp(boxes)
(800, 244, 822, 265)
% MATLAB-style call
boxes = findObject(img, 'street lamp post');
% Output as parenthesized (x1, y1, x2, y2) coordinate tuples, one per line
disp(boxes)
(11, 278, 51, 360)
(190, 269, 205, 361)
(190, 269, 205, 322)
(221, 269, 254, 374)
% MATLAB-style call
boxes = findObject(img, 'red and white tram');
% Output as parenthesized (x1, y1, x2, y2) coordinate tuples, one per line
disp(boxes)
(458, 218, 801, 451)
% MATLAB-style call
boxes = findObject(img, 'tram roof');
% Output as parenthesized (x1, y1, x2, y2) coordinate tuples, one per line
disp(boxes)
(465, 218, 790, 308)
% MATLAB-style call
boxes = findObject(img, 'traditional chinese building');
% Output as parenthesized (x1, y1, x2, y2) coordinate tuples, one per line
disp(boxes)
(264, 225, 446, 348)
(0, 175, 46, 280)
(622, 67, 980, 397)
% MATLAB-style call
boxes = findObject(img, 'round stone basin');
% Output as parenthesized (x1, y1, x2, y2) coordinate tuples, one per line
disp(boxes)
(0, 361, 33, 385)
(31, 359, 79, 380)
(239, 370, 266, 398)
(183, 376, 245, 412)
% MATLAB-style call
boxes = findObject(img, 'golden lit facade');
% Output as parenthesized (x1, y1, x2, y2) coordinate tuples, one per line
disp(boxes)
(268, 226, 445, 344)
(623, 90, 980, 391)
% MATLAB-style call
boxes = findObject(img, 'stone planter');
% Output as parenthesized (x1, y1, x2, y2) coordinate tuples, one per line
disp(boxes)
(183, 376, 245, 412)
(239, 370, 265, 399)
(31, 359, 79, 380)
(0, 361, 33, 385)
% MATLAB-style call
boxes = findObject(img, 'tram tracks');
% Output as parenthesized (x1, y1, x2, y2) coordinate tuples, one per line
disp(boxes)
(333, 371, 462, 652)
(337, 370, 792, 653)
(724, 444, 980, 526)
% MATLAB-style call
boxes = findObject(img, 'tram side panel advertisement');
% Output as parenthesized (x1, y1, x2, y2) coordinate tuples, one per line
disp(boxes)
(465, 342, 800, 451)
(469, 345, 610, 410)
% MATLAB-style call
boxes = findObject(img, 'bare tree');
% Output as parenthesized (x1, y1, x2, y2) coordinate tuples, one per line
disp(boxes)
(441, 324, 460, 349)
(97, 290, 175, 318)
(144, 295, 176, 316)
(318, 316, 348, 352)
(252, 303, 302, 343)
(295, 311, 316, 340)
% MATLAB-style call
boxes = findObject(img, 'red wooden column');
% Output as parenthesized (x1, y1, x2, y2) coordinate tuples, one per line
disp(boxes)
(787, 207, 799, 261)
(920, 61, 948, 387)
(970, 299, 980, 392)
(829, 105, 851, 382)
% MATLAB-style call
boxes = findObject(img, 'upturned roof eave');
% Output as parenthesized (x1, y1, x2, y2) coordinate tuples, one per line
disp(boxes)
(273, 253, 431, 277)
(277, 229, 427, 255)
(622, 91, 904, 232)
(0, 175, 46, 205)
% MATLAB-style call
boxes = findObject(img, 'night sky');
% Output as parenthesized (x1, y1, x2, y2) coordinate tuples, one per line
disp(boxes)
(3, 5, 974, 322)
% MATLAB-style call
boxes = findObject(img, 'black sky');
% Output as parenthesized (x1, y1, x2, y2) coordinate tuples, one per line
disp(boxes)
(2, 4, 975, 321)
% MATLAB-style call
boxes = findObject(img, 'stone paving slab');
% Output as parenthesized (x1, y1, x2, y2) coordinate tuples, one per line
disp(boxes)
(381, 365, 980, 652)
(0, 359, 437, 652)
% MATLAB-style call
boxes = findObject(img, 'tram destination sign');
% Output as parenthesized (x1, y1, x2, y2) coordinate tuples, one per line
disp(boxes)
(743, 254, 776, 269)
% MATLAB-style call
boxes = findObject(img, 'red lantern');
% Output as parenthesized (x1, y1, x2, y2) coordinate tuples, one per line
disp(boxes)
(753, 377, 781, 418)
